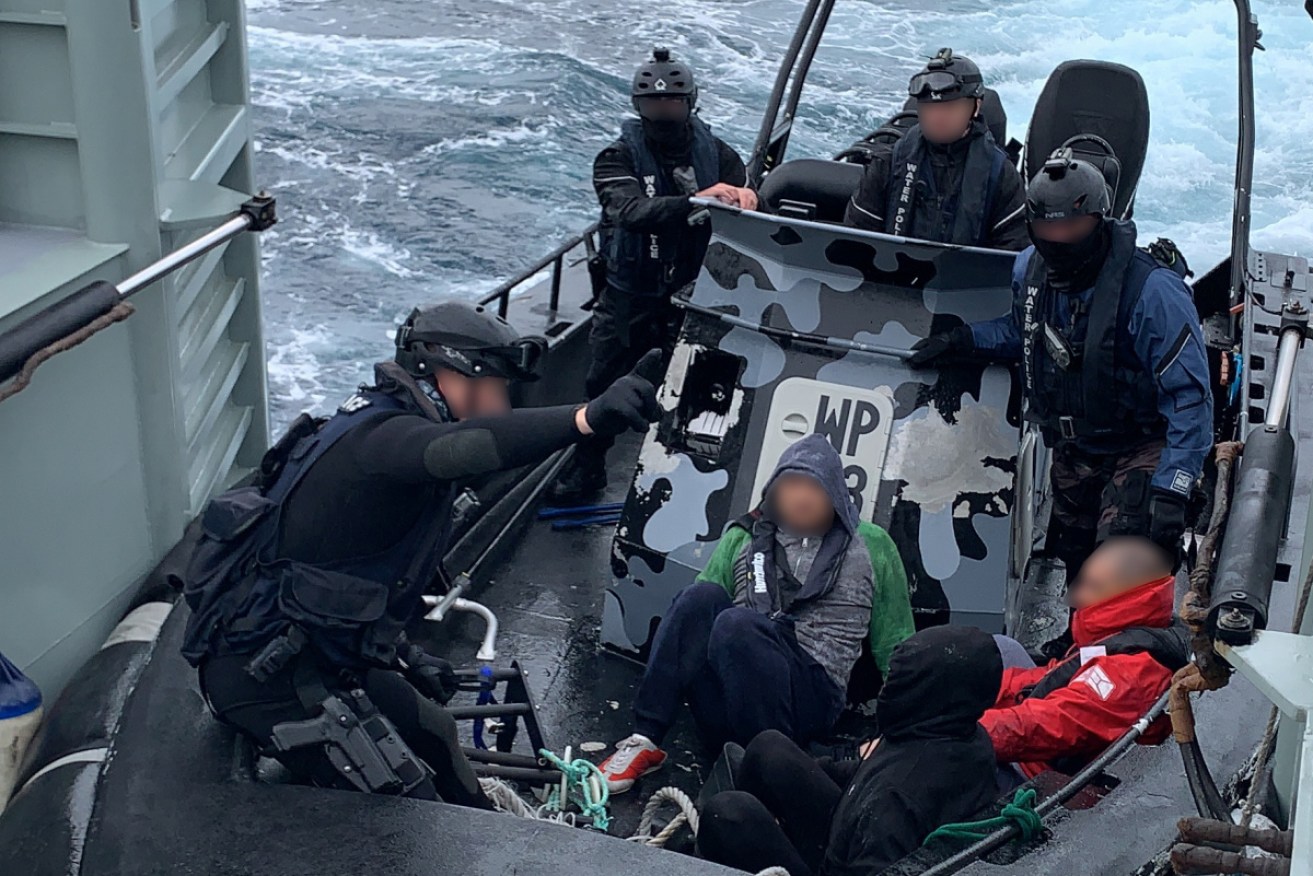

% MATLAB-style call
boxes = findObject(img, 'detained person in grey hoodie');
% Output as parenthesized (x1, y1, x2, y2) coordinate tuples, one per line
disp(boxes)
(598, 435, 907, 795)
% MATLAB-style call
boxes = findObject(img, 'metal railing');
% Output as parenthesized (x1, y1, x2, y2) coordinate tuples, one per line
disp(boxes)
(0, 193, 277, 396)
(478, 222, 599, 318)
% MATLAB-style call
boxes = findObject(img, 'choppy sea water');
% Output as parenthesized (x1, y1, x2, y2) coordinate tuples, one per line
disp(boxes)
(245, 0, 1313, 431)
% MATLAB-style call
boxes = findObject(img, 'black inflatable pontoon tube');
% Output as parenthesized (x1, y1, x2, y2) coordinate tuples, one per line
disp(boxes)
(917, 690, 1171, 876)
(1208, 424, 1296, 645)
(0, 193, 275, 385)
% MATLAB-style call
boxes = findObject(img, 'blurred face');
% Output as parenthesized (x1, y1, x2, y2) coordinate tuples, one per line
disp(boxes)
(917, 98, 978, 145)
(1068, 550, 1125, 609)
(769, 473, 834, 535)
(1068, 537, 1169, 609)
(1029, 213, 1101, 244)
(636, 95, 691, 123)
(435, 369, 510, 420)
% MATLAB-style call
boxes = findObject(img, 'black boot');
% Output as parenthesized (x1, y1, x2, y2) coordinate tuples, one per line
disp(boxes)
(548, 454, 607, 504)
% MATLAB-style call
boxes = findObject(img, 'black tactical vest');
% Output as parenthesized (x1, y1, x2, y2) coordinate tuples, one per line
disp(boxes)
(883, 121, 1006, 246)
(180, 388, 452, 670)
(599, 116, 720, 298)
(1021, 221, 1167, 444)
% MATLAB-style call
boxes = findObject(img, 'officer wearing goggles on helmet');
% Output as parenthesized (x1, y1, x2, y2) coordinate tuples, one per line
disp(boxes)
(550, 47, 757, 502)
(844, 48, 1028, 251)
(909, 149, 1213, 584)
(183, 300, 663, 806)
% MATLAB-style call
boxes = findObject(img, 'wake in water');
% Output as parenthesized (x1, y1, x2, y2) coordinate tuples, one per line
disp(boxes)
(245, 0, 1313, 429)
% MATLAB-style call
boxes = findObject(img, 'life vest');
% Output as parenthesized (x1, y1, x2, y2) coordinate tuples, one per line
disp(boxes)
(1020, 623, 1190, 702)
(180, 388, 452, 670)
(883, 120, 1007, 246)
(599, 116, 720, 298)
(728, 510, 851, 618)
(1015, 622, 1189, 773)
(1020, 221, 1187, 445)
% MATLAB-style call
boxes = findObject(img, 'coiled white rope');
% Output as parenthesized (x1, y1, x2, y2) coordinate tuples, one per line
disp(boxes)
(478, 777, 581, 828)
(628, 785, 700, 848)
(480, 777, 540, 819)
(481, 777, 702, 851)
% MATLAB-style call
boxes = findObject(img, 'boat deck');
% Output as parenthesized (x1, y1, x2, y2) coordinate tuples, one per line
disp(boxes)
(416, 432, 716, 836)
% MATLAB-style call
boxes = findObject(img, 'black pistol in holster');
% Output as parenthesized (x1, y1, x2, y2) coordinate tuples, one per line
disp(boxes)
(270, 688, 429, 796)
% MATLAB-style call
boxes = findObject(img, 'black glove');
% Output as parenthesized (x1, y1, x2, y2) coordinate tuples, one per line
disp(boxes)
(1148, 490, 1188, 557)
(583, 348, 663, 438)
(907, 326, 974, 369)
(399, 642, 458, 705)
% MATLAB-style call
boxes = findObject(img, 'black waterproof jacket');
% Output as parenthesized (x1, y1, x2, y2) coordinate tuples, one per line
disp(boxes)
(822, 626, 1003, 875)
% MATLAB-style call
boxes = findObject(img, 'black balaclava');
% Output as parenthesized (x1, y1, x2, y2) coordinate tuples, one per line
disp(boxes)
(642, 118, 693, 155)
(1032, 218, 1112, 294)
(637, 95, 694, 156)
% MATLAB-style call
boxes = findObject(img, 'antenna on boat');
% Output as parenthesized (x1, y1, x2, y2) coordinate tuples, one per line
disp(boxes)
(746, 0, 838, 187)
(1227, 0, 1262, 314)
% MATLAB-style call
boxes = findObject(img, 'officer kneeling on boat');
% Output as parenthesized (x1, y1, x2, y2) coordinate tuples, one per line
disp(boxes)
(550, 46, 757, 502)
(597, 434, 914, 794)
(180, 301, 662, 806)
(843, 48, 1028, 250)
(911, 149, 1213, 580)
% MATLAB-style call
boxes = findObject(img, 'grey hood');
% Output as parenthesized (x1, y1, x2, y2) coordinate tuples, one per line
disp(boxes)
(761, 433, 859, 535)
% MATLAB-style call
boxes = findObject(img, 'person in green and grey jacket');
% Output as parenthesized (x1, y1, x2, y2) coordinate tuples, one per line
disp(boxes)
(597, 433, 914, 794)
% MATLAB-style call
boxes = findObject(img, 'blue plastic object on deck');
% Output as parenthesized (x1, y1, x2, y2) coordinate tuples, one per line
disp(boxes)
(550, 513, 622, 531)
(537, 502, 624, 520)
(0, 650, 40, 720)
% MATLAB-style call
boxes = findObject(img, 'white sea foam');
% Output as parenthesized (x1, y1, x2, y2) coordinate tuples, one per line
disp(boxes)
(246, 0, 1313, 418)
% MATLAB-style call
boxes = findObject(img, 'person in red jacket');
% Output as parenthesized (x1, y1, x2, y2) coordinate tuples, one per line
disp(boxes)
(984, 537, 1188, 781)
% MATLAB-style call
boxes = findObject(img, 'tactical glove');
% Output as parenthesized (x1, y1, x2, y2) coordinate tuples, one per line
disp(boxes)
(908, 326, 974, 369)
(583, 348, 663, 437)
(398, 642, 459, 705)
(1148, 489, 1188, 558)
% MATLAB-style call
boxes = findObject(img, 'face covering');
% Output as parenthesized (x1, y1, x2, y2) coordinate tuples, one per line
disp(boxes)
(1031, 219, 1111, 293)
(641, 118, 693, 154)
(419, 377, 453, 421)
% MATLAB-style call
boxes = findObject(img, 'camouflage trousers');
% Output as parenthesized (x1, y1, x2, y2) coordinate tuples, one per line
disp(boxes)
(1046, 438, 1166, 579)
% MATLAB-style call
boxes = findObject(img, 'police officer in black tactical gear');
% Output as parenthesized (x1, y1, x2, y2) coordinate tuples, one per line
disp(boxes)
(844, 48, 1028, 251)
(910, 149, 1212, 577)
(181, 300, 662, 806)
(549, 47, 756, 502)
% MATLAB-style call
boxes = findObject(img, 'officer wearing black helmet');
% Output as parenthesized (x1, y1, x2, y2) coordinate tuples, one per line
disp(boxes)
(844, 48, 1028, 251)
(550, 47, 756, 501)
(910, 149, 1212, 578)
(182, 300, 662, 806)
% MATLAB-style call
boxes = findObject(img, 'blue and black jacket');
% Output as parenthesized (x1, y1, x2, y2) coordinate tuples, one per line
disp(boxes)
(970, 220, 1214, 498)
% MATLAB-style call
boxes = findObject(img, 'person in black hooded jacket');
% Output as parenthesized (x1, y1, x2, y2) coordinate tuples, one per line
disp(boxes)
(697, 625, 1003, 876)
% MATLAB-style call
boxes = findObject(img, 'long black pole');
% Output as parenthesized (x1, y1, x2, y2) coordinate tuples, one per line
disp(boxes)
(771, 0, 837, 164)
(918, 691, 1171, 876)
(1227, 0, 1258, 309)
(0, 194, 276, 385)
(746, 0, 822, 185)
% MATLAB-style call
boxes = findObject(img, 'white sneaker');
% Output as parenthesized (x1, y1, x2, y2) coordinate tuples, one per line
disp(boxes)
(597, 733, 668, 794)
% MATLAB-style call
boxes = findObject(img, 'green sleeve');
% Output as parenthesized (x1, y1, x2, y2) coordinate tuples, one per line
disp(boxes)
(858, 521, 915, 676)
(694, 526, 750, 600)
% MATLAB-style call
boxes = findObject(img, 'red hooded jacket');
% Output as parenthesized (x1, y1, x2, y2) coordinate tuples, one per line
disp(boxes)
(981, 575, 1179, 778)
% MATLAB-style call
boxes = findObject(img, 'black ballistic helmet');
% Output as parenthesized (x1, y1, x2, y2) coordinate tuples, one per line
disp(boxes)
(1025, 147, 1113, 222)
(631, 47, 698, 113)
(394, 301, 545, 382)
(908, 48, 985, 102)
